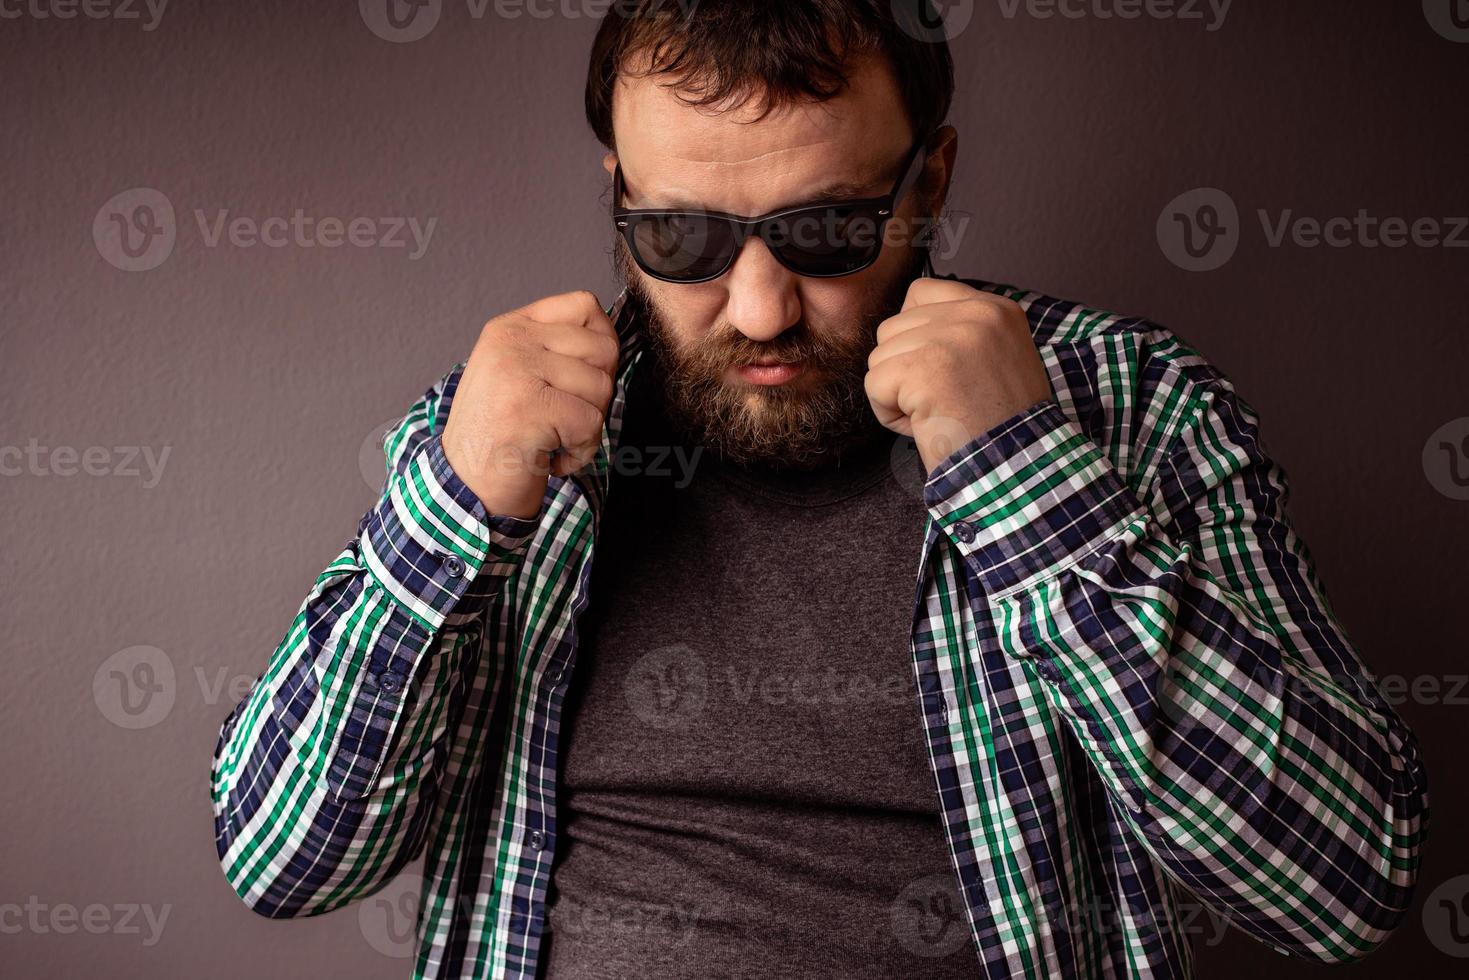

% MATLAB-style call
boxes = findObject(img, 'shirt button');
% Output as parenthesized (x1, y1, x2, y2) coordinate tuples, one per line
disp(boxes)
(442, 554, 465, 578)
(528, 830, 546, 851)
(547, 668, 565, 687)
(1036, 661, 1061, 682)
(938, 695, 949, 723)
(953, 522, 977, 544)
(376, 671, 403, 695)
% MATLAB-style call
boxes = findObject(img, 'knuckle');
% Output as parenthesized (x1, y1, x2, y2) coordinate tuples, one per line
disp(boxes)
(574, 397, 607, 435)
(962, 297, 997, 321)
(477, 344, 515, 381)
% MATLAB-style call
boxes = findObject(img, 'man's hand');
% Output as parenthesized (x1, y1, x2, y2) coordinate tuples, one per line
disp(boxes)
(441, 290, 620, 520)
(865, 278, 1053, 474)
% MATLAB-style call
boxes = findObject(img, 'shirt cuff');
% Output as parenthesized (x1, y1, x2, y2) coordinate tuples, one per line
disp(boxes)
(922, 400, 1147, 603)
(359, 433, 539, 631)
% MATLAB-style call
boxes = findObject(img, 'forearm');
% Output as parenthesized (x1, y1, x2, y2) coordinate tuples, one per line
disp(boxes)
(211, 430, 537, 916)
(998, 515, 1427, 960)
(927, 398, 1429, 961)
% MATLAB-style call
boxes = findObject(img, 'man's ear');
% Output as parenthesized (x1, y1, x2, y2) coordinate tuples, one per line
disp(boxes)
(922, 126, 959, 216)
(602, 151, 619, 177)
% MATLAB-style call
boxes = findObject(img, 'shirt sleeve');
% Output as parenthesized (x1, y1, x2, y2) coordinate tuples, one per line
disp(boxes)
(210, 364, 539, 917)
(923, 382, 1429, 963)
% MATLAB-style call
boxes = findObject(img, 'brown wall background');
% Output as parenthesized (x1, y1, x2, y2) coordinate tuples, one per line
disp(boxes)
(2, 2, 1465, 977)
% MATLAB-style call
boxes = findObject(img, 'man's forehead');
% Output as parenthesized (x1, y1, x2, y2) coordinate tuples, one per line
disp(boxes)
(610, 65, 911, 212)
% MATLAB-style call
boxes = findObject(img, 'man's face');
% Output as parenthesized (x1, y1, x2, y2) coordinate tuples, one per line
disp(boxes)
(605, 53, 947, 468)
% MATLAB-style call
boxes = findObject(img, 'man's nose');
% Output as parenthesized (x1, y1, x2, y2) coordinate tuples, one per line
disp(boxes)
(722, 237, 801, 343)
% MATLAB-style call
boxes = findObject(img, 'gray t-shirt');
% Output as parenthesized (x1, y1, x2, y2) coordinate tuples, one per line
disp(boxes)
(540, 371, 979, 978)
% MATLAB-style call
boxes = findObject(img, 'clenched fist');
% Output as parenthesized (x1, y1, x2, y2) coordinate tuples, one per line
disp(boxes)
(865, 278, 1053, 474)
(441, 290, 620, 520)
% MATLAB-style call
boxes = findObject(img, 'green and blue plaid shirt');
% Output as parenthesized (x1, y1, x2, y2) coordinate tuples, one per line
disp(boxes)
(211, 276, 1428, 978)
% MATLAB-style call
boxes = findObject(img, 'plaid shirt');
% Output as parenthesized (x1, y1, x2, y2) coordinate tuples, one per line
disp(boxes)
(211, 276, 1428, 979)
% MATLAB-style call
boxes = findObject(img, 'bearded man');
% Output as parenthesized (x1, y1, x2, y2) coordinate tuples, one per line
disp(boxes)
(210, 3, 1427, 978)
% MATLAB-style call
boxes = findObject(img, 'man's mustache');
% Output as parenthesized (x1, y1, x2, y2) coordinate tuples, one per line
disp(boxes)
(696, 327, 824, 367)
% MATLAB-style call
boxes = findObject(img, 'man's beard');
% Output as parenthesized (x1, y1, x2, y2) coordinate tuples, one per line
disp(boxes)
(616, 243, 929, 470)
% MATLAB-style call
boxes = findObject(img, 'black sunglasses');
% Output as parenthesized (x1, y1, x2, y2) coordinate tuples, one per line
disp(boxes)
(612, 133, 933, 284)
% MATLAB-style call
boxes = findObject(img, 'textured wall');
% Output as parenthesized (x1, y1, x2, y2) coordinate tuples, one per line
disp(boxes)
(1, 2, 1465, 977)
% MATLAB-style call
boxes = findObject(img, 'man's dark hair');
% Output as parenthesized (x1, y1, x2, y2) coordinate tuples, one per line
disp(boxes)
(584, 0, 955, 151)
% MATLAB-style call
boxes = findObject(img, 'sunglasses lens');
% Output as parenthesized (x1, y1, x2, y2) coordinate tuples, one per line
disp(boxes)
(628, 213, 737, 282)
(767, 205, 885, 277)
